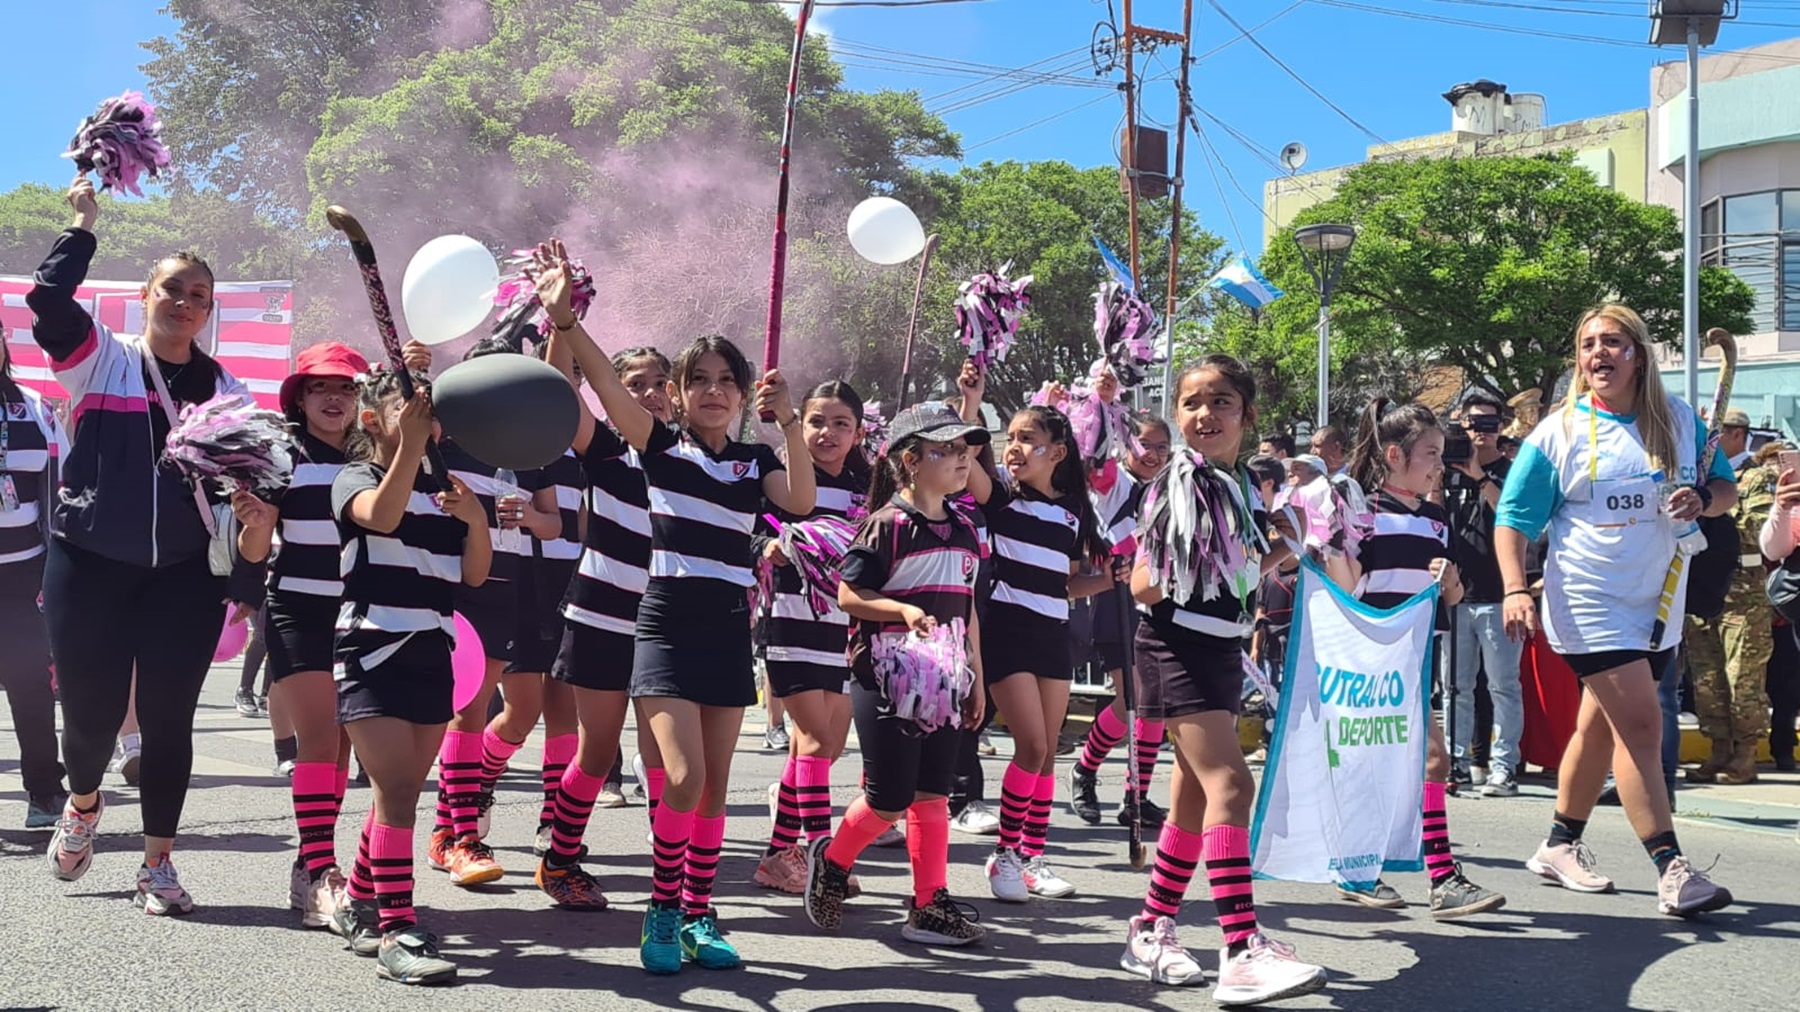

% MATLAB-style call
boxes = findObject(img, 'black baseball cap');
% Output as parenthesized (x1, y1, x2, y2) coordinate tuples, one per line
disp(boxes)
(885, 403, 991, 450)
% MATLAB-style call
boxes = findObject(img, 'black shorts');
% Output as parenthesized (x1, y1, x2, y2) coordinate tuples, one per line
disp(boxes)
(982, 610, 1073, 687)
(1564, 647, 1676, 680)
(766, 657, 852, 698)
(336, 631, 455, 726)
(265, 591, 338, 681)
(1132, 620, 1244, 721)
(1087, 587, 1136, 673)
(630, 578, 756, 708)
(552, 620, 634, 693)
(854, 682, 960, 813)
(507, 559, 575, 674)
(456, 579, 516, 664)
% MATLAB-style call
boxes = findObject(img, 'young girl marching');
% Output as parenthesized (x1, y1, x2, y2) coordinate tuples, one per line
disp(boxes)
(427, 339, 561, 887)
(529, 251, 679, 911)
(754, 382, 869, 894)
(328, 370, 490, 985)
(802, 401, 989, 946)
(244, 340, 429, 928)
(1122, 355, 1325, 1006)
(961, 362, 1120, 901)
(1339, 398, 1505, 919)
(1071, 410, 1173, 829)
(536, 241, 815, 973)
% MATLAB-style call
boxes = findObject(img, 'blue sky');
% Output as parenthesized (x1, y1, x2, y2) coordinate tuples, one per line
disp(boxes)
(8, 0, 1800, 259)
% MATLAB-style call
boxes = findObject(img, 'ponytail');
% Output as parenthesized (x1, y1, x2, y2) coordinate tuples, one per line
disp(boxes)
(867, 435, 921, 514)
(1350, 396, 1440, 492)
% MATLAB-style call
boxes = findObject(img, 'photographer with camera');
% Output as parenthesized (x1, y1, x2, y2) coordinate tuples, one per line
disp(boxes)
(1442, 391, 1524, 796)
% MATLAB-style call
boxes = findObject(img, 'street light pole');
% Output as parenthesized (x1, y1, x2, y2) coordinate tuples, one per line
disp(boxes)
(1294, 223, 1357, 430)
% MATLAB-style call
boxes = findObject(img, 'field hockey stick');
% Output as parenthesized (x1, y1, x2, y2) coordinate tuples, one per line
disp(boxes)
(1114, 579, 1147, 869)
(1648, 327, 1737, 649)
(323, 205, 451, 490)
(758, 0, 816, 422)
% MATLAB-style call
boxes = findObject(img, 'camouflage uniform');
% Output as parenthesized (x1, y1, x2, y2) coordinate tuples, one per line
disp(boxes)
(1685, 462, 1777, 784)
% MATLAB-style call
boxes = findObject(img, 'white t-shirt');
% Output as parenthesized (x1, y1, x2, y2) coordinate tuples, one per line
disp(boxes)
(1496, 394, 1730, 655)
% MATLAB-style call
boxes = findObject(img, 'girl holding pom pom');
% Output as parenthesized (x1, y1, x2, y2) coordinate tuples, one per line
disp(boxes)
(533, 240, 815, 975)
(801, 401, 990, 946)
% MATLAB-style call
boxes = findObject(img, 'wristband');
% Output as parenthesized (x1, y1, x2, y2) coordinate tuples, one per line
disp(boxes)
(1504, 589, 1533, 600)
(1694, 483, 1714, 511)
(778, 415, 801, 431)
(552, 316, 577, 332)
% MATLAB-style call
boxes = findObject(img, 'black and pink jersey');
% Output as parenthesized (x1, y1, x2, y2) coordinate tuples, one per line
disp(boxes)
(839, 497, 983, 690)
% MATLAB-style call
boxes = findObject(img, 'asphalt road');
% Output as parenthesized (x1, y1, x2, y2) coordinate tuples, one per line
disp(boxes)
(2, 661, 1798, 1011)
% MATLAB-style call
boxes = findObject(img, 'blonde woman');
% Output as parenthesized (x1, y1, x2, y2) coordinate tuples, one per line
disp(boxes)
(1495, 305, 1737, 916)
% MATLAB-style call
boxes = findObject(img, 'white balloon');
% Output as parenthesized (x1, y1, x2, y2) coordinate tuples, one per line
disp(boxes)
(401, 235, 500, 346)
(847, 196, 925, 265)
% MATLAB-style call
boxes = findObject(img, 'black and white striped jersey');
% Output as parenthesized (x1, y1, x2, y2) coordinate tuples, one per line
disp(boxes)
(268, 431, 347, 601)
(641, 423, 782, 588)
(331, 461, 468, 670)
(563, 423, 649, 636)
(763, 463, 865, 672)
(985, 481, 1083, 627)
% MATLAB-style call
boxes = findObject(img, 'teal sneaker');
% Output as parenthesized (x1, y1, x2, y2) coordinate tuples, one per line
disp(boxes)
(680, 912, 741, 969)
(640, 903, 683, 975)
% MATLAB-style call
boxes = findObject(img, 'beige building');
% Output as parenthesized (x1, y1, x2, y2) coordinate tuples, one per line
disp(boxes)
(1262, 81, 1649, 248)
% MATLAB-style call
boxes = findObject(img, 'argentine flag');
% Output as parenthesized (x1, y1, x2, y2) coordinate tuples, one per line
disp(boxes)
(1093, 238, 1136, 293)
(1209, 256, 1284, 310)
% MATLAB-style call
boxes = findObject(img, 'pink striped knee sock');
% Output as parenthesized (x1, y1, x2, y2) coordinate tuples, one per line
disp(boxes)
(1131, 719, 1164, 798)
(996, 762, 1037, 852)
(681, 813, 726, 917)
(369, 822, 417, 933)
(644, 767, 666, 828)
(1078, 706, 1126, 775)
(1142, 821, 1203, 921)
(550, 762, 605, 866)
(1019, 772, 1055, 859)
(1422, 781, 1455, 885)
(767, 756, 802, 855)
(795, 754, 833, 843)
(1202, 824, 1258, 951)
(441, 730, 484, 839)
(347, 808, 376, 902)
(479, 725, 523, 788)
(650, 803, 694, 907)
(540, 734, 577, 830)
(292, 762, 340, 879)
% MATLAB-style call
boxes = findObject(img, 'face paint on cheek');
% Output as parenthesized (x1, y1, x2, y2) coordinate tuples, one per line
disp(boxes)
(1031, 446, 1047, 457)
(1621, 345, 1635, 360)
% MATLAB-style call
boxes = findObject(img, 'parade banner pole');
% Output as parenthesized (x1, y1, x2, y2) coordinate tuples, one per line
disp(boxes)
(759, 0, 818, 422)
(897, 233, 940, 411)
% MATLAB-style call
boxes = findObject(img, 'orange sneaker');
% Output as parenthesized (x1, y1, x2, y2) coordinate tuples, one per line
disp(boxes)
(536, 859, 608, 910)
(426, 828, 455, 872)
(446, 835, 504, 886)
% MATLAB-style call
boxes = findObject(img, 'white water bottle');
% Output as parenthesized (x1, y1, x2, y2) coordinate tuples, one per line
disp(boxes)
(493, 467, 525, 554)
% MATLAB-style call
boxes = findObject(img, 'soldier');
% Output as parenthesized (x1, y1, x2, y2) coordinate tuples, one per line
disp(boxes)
(1685, 423, 1777, 785)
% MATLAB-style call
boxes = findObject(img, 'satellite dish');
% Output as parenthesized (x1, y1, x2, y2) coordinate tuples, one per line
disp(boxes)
(1279, 141, 1309, 172)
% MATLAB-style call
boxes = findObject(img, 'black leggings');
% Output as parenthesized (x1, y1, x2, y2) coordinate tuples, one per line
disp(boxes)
(854, 683, 960, 813)
(43, 538, 225, 837)
(237, 605, 269, 696)
(0, 554, 64, 797)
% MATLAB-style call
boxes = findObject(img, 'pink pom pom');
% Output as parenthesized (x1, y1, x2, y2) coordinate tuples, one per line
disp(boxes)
(63, 91, 171, 197)
(1092, 281, 1160, 389)
(493, 247, 597, 342)
(955, 263, 1033, 371)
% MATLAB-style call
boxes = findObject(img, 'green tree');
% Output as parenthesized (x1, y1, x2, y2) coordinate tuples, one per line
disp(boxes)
(1213, 153, 1755, 425)
(910, 160, 1225, 413)
(0, 183, 292, 281)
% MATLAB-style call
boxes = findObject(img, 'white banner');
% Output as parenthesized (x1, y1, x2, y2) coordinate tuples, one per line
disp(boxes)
(1250, 559, 1436, 886)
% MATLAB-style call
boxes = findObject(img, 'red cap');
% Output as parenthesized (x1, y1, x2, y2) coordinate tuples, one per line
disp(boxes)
(279, 342, 370, 416)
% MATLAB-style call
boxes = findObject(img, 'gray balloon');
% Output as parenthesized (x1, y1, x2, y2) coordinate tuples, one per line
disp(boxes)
(431, 354, 578, 470)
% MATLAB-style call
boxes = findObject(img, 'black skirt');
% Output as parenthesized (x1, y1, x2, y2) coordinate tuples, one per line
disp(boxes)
(981, 610, 1073, 687)
(336, 631, 455, 726)
(455, 578, 517, 664)
(1132, 619, 1245, 721)
(266, 591, 338, 681)
(552, 621, 635, 693)
(629, 577, 756, 707)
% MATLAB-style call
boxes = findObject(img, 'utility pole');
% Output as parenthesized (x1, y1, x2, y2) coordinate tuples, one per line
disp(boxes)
(1163, 0, 1196, 409)
(1121, 0, 1142, 286)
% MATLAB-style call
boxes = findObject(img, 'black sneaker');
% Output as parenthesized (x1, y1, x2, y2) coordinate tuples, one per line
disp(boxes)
(1117, 793, 1167, 829)
(803, 836, 851, 931)
(901, 888, 984, 947)
(377, 925, 457, 985)
(331, 897, 383, 956)
(1068, 767, 1101, 825)
(25, 791, 66, 831)
(1429, 863, 1507, 920)
(234, 689, 262, 718)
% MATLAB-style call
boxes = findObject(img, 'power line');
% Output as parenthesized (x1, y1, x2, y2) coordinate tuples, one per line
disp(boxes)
(1191, 118, 1251, 251)
(1193, 0, 1305, 62)
(1206, 0, 1405, 156)
(960, 92, 1117, 153)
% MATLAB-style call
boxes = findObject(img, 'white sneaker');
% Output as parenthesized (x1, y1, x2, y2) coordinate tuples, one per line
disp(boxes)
(47, 796, 103, 882)
(110, 733, 142, 786)
(136, 856, 196, 916)
(768, 781, 782, 825)
(984, 847, 1029, 903)
(1022, 855, 1077, 898)
(1212, 932, 1327, 1007)
(631, 753, 649, 799)
(288, 860, 309, 911)
(300, 866, 347, 929)
(1120, 914, 1204, 986)
(951, 801, 1000, 836)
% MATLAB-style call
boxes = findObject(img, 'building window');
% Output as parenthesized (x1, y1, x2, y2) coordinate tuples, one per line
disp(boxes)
(1722, 191, 1782, 333)
(1701, 199, 1722, 266)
